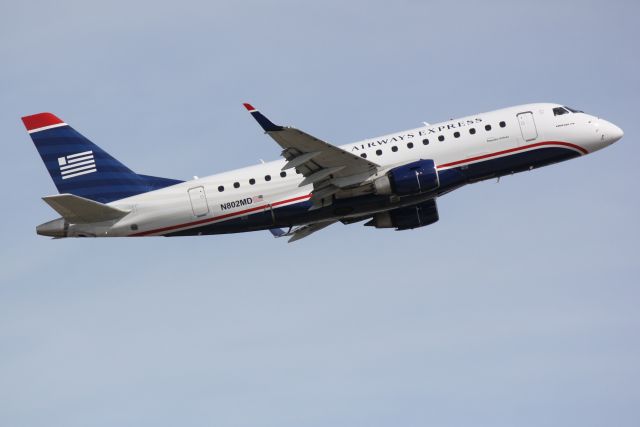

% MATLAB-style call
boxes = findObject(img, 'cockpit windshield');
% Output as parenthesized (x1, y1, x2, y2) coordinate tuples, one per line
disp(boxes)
(564, 106, 584, 113)
(553, 106, 585, 116)
(553, 107, 570, 116)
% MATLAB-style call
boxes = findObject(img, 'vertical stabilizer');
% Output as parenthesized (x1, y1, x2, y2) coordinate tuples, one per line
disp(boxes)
(22, 112, 182, 203)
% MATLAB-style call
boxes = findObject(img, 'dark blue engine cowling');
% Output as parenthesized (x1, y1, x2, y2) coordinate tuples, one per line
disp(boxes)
(365, 199, 440, 230)
(388, 159, 439, 195)
(389, 199, 439, 230)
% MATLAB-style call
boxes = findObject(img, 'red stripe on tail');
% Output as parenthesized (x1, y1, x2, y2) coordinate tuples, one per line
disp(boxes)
(21, 112, 64, 131)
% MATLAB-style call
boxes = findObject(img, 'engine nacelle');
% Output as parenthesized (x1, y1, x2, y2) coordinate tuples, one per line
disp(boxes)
(366, 199, 439, 230)
(374, 159, 439, 196)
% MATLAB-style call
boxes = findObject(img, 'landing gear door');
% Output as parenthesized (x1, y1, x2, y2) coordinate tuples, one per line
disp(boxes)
(517, 111, 538, 142)
(188, 186, 210, 217)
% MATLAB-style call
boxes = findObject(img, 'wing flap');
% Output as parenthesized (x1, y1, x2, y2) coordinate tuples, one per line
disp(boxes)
(299, 166, 345, 187)
(281, 151, 321, 170)
(287, 220, 337, 243)
(269, 128, 378, 178)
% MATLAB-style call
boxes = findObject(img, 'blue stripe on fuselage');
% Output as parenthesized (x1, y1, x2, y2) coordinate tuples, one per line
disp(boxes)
(163, 146, 581, 236)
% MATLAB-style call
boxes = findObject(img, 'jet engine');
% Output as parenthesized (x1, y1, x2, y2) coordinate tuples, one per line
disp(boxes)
(365, 199, 439, 230)
(374, 159, 439, 196)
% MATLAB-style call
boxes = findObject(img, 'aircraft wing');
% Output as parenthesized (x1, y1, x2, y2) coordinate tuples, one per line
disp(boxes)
(244, 103, 379, 206)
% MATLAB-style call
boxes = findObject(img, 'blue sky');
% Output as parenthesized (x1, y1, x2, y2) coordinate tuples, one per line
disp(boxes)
(1, 1, 639, 426)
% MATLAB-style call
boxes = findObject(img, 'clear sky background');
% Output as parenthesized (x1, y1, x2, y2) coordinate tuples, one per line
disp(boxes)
(1, 1, 639, 426)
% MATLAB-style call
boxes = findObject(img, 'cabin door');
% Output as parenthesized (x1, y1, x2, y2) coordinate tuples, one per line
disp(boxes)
(188, 186, 210, 217)
(517, 112, 538, 142)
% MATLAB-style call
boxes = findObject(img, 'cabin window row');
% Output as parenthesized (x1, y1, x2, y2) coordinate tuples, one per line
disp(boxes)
(217, 119, 510, 188)
(217, 170, 289, 192)
(359, 120, 507, 159)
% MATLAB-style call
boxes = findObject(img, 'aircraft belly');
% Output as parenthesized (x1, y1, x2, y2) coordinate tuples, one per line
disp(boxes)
(460, 146, 580, 182)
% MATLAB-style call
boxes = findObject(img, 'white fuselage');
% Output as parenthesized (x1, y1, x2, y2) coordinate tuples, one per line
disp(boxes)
(64, 103, 623, 237)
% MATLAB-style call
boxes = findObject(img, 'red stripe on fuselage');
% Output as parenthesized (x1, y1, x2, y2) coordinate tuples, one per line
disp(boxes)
(130, 141, 587, 236)
(437, 141, 588, 169)
(130, 194, 311, 236)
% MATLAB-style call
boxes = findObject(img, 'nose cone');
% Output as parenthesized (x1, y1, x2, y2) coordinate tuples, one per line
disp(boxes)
(611, 123, 624, 142)
(603, 120, 624, 144)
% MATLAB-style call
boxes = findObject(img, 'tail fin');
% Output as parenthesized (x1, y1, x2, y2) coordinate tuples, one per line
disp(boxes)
(22, 112, 182, 203)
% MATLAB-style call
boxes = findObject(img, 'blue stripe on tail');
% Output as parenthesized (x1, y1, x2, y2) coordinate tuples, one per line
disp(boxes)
(27, 120, 182, 203)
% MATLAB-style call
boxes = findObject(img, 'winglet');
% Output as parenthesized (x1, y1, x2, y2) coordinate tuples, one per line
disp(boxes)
(243, 103, 283, 132)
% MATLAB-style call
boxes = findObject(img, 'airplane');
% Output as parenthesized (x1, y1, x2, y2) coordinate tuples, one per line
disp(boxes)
(23, 102, 623, 242)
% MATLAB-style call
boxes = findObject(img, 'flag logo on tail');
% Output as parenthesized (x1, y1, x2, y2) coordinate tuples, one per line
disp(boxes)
(58, 150, 97, 180)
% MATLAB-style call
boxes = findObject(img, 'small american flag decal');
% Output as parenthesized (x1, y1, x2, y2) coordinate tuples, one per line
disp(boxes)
(58, 150, 97, 180)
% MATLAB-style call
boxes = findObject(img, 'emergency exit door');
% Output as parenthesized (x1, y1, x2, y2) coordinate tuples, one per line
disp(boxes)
(188, 186, 210, 217)
(517, 112, 538, 142)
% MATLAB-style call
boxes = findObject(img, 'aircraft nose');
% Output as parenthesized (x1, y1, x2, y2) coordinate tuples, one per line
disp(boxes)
(610, 123, 624, 142)
(603, 120, 624, 144)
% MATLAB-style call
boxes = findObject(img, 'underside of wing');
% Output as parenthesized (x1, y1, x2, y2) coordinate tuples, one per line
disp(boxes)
(269, 220, 338, 243)
(267, 197, 440, 242)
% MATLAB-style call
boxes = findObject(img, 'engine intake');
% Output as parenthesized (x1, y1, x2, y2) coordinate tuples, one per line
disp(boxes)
(374, 159, 439, 196)
(365, 199, 439, 230)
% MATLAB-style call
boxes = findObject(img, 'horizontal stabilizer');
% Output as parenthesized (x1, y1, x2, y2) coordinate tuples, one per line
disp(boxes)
(42, 193, 130, 223)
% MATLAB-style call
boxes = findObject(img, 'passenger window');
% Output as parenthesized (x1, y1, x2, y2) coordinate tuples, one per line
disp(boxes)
(438, 135, 445, 142)
(469, 128, 476, 135)
(407, 142, 414, 149)
(499, 121, 506, 128)
(280, 171, 286, 178)
(265, 175, 271, 181)
(249, 178, 256, 185)
(485, 124, 492, 131)
(422, 138, 429, 145)
(376, 149, 382, 156)
(392, 146, 398, 152)
(218, 185, 224, 192)
(233, 182, 240, 188)
(453, 131, 460, 138)
(553, 107, 569, 116)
